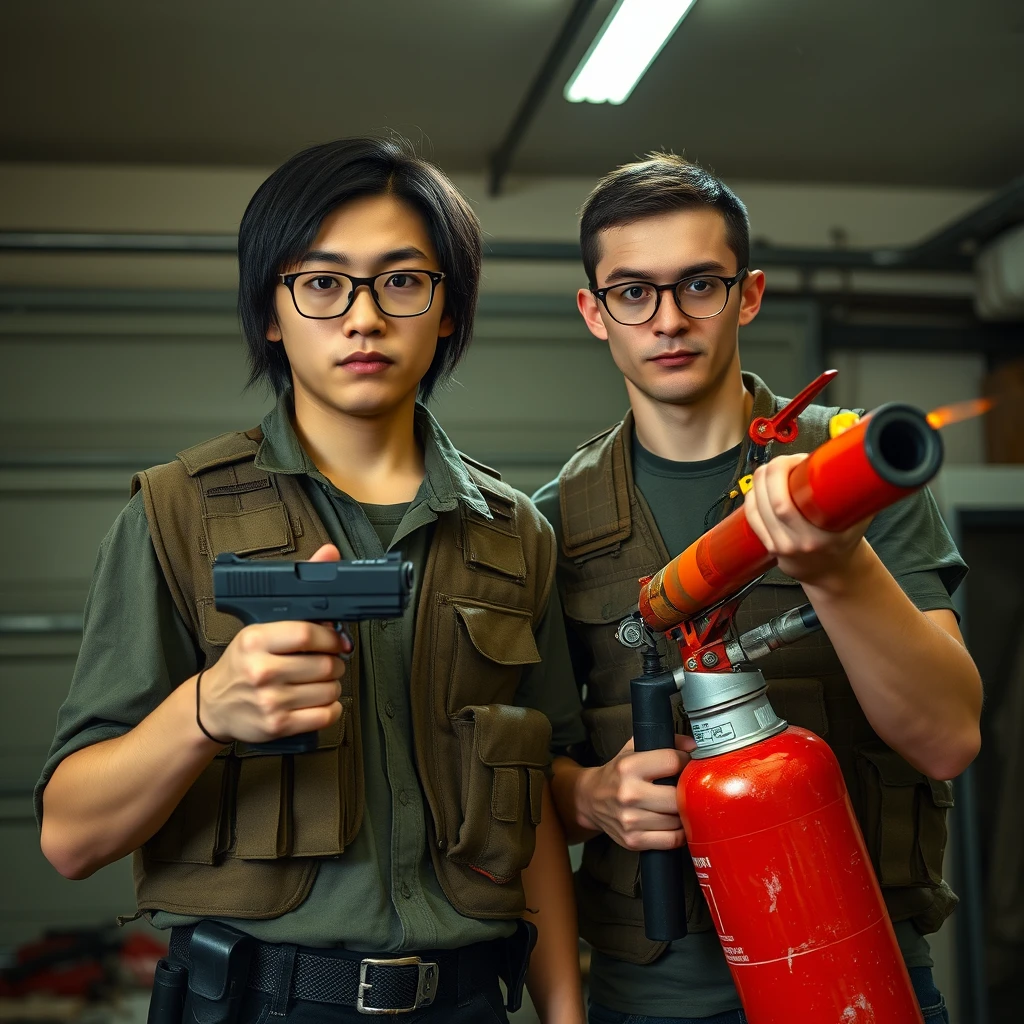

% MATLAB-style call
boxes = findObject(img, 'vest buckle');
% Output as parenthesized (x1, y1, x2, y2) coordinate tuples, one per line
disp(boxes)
(356, 956, 439, 1014)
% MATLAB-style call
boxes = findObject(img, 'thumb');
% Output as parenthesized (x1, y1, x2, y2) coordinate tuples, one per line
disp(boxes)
(309, 543, 341, 562)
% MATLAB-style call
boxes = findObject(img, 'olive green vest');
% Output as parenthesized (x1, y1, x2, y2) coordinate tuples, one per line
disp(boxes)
(129, 426, 554, 922)
(558, 379, 956, 966)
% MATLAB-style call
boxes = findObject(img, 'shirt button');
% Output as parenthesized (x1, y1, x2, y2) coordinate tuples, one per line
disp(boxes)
(398, 789, 409, 806)
(385, 700, 396, 718)
(400, 882, 412, 899)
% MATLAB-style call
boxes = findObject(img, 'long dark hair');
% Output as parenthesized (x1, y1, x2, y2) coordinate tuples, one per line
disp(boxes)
(237, 136, 482, 402)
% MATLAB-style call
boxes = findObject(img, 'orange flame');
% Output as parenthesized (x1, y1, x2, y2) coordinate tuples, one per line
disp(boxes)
(926, 397, 995, 429)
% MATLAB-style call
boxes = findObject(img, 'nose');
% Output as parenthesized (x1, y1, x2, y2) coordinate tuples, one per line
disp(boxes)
(651, 288, 690, 336)
(343, 283, 386, 337)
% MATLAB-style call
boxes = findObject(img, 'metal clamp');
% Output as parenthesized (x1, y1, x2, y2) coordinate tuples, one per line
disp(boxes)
(356, 957, 438, 1015)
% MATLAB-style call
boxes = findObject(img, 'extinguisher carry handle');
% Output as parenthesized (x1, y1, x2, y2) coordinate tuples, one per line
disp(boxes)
(630, 671, 688, 942)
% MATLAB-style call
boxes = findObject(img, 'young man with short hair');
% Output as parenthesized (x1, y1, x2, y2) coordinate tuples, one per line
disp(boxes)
(534, 153, 982, 1024)
(38, 137, 586, 1024)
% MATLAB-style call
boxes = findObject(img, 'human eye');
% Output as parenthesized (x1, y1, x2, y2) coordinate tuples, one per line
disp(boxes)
(384, 271, 423, 290)
(304, 274, 342, 292)
(617, 283, 654, 303)
(682, 276, 716, 295)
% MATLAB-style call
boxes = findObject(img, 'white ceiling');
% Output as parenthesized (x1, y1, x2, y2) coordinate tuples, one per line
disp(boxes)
(2, 0, 1022, 187)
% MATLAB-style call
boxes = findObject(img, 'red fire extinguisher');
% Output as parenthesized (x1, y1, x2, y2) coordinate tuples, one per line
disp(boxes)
(676, 669, 924, 1024)
(616, 375, 950, 1022)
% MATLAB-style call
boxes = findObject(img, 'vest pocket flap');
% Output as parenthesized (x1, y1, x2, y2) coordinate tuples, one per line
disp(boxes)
(562, 584, 636, 625)
(581, 835, 641, 897)
(206, 502, 294, 558)
(453, 603, 541, 667)
(765, 677, 829, 738)
(464, 519, 527, 581)
(582, 703, 635, 763)
(233, 756, 290, 859)
(144, 758, 228, 866)
(459, 703, 552, 767)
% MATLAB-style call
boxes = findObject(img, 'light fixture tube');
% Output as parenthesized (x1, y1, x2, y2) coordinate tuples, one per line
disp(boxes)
(564, 0, 699, 105)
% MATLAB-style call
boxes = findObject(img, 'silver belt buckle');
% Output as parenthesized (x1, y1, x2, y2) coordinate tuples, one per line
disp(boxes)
(357, 956, 439, 1015)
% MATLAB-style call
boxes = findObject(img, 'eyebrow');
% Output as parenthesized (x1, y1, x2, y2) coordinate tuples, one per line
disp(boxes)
(602, 260, 729, 285)
(298, 246, 431, 269)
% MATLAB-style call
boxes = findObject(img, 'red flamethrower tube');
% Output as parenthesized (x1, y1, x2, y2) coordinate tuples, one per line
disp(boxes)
(639, 403, 943, 633)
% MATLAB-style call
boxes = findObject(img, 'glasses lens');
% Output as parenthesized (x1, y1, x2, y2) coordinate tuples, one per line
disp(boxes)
(290, 273, 352, 318)
(375, 271, 434, 316)
(675, 276, 728, 319)
(605, 282, 659, 325)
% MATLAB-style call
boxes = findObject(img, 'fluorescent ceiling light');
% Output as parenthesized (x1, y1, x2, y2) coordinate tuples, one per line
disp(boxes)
(564, 0, 699, 105)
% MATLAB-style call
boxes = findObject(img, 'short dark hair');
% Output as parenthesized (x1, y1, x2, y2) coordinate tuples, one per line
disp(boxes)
(238, 136, 482, 402)
(580, 152, 750, 285)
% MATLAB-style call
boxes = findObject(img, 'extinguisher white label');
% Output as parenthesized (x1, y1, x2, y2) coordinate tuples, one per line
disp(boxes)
(692, 721, 736, 746)
(693, 856, 750, 962)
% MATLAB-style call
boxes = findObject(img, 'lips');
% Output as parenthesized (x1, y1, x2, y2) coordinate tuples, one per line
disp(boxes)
(651, 350, 700, 367)
(338, 351, 393, 375)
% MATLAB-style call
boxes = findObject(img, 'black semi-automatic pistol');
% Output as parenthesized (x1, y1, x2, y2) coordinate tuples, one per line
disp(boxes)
(212, 551, 414, 754)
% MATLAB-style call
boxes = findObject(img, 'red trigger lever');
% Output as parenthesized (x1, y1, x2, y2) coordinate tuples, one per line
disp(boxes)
(748, 368, 838, 446)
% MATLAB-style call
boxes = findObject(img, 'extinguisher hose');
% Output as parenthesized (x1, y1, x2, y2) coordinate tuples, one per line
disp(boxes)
(630, 664, 688, 941)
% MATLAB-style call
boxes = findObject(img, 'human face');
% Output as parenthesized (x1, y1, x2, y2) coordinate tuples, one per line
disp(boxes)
(578, 208, 764, 408)
(267, 193, 453, 419)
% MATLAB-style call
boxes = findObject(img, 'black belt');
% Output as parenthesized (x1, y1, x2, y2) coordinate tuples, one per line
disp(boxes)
(169, 925, 501, 1015)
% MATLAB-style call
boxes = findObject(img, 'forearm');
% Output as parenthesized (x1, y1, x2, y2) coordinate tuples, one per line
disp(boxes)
(803, 541, 982, 779)
(40, 675, 221, 878)
(521, 783, 585, 1024)
(549, 756, 599, 844)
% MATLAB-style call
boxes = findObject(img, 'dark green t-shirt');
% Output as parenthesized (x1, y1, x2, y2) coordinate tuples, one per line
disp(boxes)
(37, 398, 586, 951)
(533, 416, 966, 1017)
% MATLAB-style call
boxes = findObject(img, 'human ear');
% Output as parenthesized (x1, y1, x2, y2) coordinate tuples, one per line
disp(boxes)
(266, 318, 282, 342)
(737, 269, 766, 327)
(437, 310, 455, 339)
(577, 288, 610, 341)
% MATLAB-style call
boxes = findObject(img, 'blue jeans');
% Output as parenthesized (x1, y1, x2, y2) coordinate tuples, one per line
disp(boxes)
(588, 965, 949, 1023)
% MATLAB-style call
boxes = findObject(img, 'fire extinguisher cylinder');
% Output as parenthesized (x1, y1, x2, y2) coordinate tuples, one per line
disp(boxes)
(678, 668, 924, 1023)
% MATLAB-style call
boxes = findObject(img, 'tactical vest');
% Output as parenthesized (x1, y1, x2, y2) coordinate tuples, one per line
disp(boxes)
(129, 426, 554, 923)
(558, 377, 956, 966)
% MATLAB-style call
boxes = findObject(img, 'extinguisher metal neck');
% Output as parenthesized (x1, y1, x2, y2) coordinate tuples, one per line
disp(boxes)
(681, 668, 788, 758)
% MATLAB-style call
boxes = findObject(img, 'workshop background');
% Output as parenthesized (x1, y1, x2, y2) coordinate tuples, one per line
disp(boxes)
(0, 1, 1022, 1022)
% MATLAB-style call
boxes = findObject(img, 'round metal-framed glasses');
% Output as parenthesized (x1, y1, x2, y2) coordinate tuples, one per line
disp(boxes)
(592, 268, 749, 326)
(279, 269, 446, 320)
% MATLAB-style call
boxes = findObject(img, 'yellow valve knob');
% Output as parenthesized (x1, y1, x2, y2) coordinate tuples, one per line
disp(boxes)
(829, 411, 861, 438)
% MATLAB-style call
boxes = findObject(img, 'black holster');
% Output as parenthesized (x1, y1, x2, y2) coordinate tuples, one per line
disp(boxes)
(181, 922, 254, 1024)
(498, 918, 538, 1013)
(148, 959, 188, 1024)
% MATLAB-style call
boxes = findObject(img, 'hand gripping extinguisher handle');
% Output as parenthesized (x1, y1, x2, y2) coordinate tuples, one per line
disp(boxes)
(630, 662, 688, 941)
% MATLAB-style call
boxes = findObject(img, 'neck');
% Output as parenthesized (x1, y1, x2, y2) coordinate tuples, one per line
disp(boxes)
(290, 388, 425, 504)
(629, 363, 752, 463)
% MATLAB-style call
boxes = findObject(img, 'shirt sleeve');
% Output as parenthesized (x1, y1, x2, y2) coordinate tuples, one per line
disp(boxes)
(864, 486, 968, 614)
(33, 491, 199, 826)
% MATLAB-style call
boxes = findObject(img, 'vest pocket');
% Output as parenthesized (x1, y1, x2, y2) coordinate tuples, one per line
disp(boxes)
(855, 742, 953, 888)
(144, 751, 233, 864)
(445, 601, 541, 714)
(447, 704, 552, 884)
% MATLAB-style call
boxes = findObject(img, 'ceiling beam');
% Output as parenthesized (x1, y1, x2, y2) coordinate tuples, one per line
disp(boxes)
(487, 0, 600, 197)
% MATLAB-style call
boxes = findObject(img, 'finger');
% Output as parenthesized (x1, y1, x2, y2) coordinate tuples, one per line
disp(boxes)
(251, 620, 347, 655)
(763, 455, 802, 528)
(752, 463, 787, 542)
(631, 780, 686, 816)
(625, 748, 690, 782)
(628, 828, 687, 852)
(674, 734, 697, 753)
(619, 808, 684, 834)
(277, 701, 343, 737)
(254, 652, 347, 686)
(274, 679, 344, 711)
(308, 544, 341, 562)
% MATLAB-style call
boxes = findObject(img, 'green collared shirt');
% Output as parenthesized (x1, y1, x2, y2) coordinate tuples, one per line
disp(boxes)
(37, 395, 584, 951)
